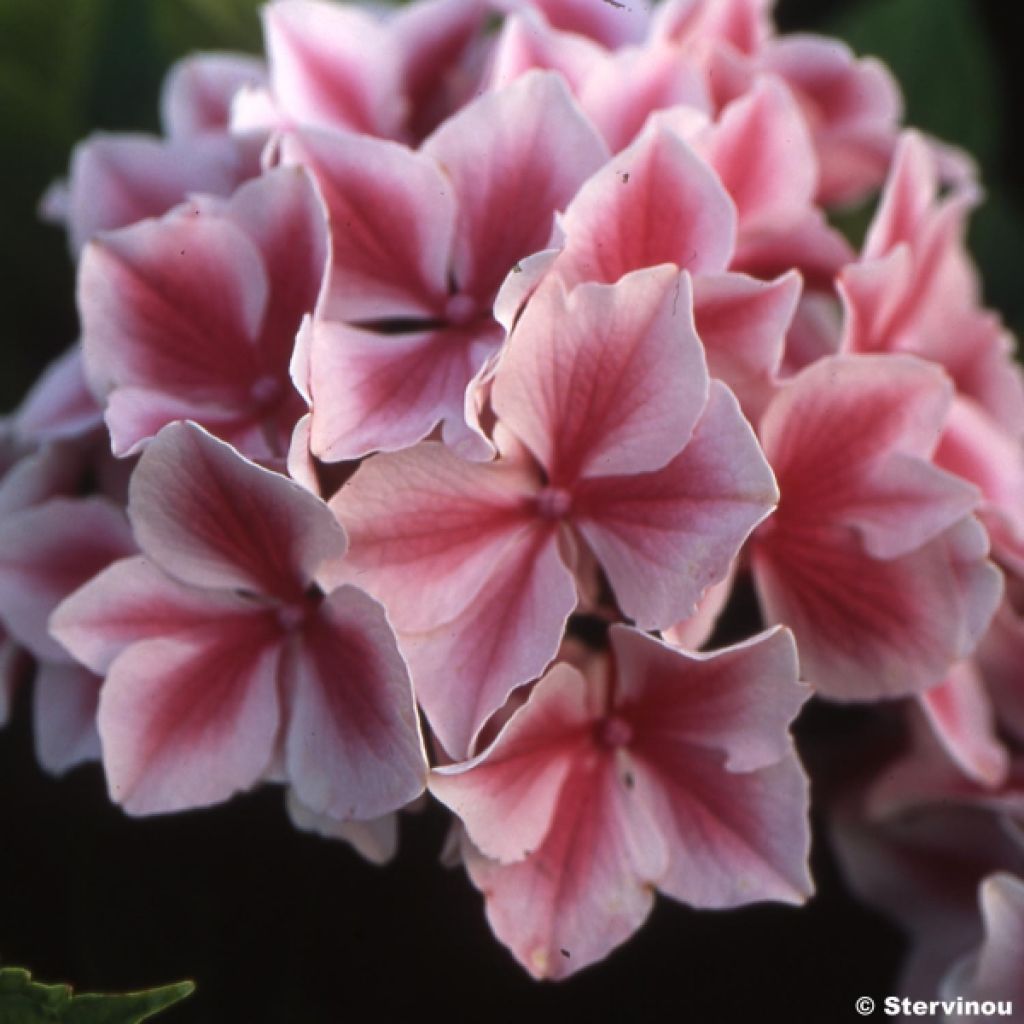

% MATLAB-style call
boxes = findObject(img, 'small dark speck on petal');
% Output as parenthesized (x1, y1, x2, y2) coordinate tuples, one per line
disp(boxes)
(560, 948, 571, 958)
(512, 263, 523, 274)
(623, 771, 635, 790)
(180, 250, 186, 255)
(619, 171, 630, 184)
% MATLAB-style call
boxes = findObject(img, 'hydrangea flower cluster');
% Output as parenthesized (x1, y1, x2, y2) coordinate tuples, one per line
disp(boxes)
(4, 0, 1023, 991)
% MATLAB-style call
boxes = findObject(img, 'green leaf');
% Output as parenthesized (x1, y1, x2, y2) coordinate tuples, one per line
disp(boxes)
(0, 968, 193, 1024)
(827, 0, 1000, 169)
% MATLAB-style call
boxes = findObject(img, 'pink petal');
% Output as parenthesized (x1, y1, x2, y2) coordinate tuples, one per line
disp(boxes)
(578, 42, 710, 153)
(400, 526, 578, 758)
(308, 320, 502, 462)
(128, 421, 346, 599)
(262, 0, 404, 137)
(160, 52, 267, 138)
(98, 619, 283, 814)
(218, 166, 329, 375)
(760, 35, 901, 206)
(279, 128, 454, 321)
(392, 0, 487, 140)
(636, 748, 812, 907)
(460, 751, 665, 979)
(573, 381, 778, 630)
(286, 787, 399, 865)
(327, 442, 538, 632)
(864, 131, 938, 260)
(920, 662, 1009, 789)
(553, 120, 736, 288)
(79, 209, 270, 408)
(487, 12, 605, 93)
(51, 554, 264, 676)
(752, 517, 1000, 700)
(422, 70, 609, 301)
(14, 345, 102, 443)
(943, 873, 1024, 1011)
(0, 636, 21, 727)
(430, 662, 594, 863)
(0, 497, 134, 662)
(492, 267, 709, 483)
(613, 625, 807, 772)
(520, 0, 650, 48)
(760, 354, 972, 558)
(706, 76, 818, 237)
(661, 563, 736, 650)
(60, 132, 260, 256)
(283, 585, 426, 820)
(32, 662, 102, 776)
(692, 270, 799, 421)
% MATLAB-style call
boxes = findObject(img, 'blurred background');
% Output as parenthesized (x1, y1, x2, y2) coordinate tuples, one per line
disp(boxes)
(0, 1, 1021, 1020)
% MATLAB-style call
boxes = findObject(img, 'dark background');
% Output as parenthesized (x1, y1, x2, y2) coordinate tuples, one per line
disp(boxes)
(0, 1, 1021, 1021)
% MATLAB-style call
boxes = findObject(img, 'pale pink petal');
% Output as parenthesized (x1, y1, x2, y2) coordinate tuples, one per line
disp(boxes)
(51, 555, 263, 676)
(79, 211, 269, 407)
(286, 787, 399, 865)
(864, 131, 938, 260)
(553, 120, 736, 288)
(943, 873, 1024, 1014)
(283, 585, 426, 820)
(219, 166, 329, 375)
(760, 35, 901, 206)
(430, 662, 593, 863)
(160, 52, 267, 138)
(128, 421, 346, 598)
(422, 71, 609, 301)
(392, 0, 487, 140)
(920, 661, 1009, 789)
(573, 381, 777, 630)
(400, 527, 577, 758)
(32, 662, 102, 776)
(637, 750, 812, 906)
(0, 497, 134, 663)
(0, 444, 88, 518)
(14, 346, 102, 443)
(661, 562, 735, 650)
(578, 41, 710, 153)
(731, 207, 852, 290)
(760, 354, 969, 557)
(103, 387, 273, 460)
(98, 620, 283, 814)
(286, 413, 319, 495)
(706, 76, 818, 237)
(492, 267, 708, 483)
(308, 320, 502, 461)
(977, 598, 1024, 745)
(520, 0, 650, 48)
(782, 291, 842, 376)
(461, 750, 664, 980)
(692, 270, 799, 421)
(486, 11, 605, 93)
(262, 0, 404, 137)
(752, 518, 1000, 700)
(327, 442, 538, 632)
(613, 625, 807, 771)
(60, 132, 260, 256)
(279, 128, 454, 321)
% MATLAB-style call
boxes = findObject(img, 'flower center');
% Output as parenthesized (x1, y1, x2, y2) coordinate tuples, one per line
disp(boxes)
(250, 374, 281, 406)
(536, 486, 572, 521)
(444, 293, 477, 327)
(276, 603, 307, 632)
(595, 714, 633, 749)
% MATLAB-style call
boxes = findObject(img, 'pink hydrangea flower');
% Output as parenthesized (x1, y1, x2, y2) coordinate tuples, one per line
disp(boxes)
(432, 624, 811, 978)
(51, 421, 427, 817)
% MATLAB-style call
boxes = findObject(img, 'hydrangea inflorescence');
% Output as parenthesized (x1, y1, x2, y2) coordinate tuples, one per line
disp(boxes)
(2, 0, 1023, 994)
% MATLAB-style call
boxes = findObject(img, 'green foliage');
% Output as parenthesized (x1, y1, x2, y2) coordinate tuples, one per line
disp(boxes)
(0, 968, 192, 1024)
